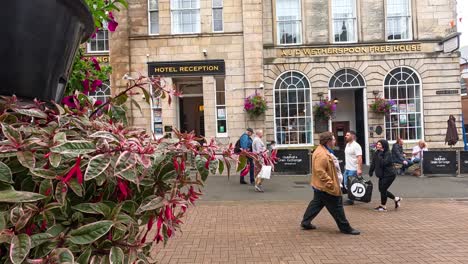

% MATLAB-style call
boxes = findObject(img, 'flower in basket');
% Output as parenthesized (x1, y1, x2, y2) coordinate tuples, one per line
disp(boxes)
(244, 92, 267, 117)
(313, 99, 337, 121)
(369, 98, 396, 114)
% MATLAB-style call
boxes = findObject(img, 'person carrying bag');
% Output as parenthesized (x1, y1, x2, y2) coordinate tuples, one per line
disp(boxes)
(369, 139, 402, 212)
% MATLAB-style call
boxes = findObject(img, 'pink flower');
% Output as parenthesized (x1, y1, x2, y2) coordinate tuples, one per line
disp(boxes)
(82, 79, 90, 94)
(62, 95, 77, 108)
(107, 12, 119, 32)
(94, 100, 103, 106)
(91, 58, 101, 71)
(91, 79, 103, 92)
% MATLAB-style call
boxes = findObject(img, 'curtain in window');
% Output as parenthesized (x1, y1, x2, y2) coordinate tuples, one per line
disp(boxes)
(276, 0, 302, 44)
(332, 0, 356, 42)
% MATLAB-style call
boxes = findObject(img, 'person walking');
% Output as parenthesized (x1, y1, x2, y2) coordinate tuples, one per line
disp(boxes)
(369, 139, 402, 212)
(239, 128, 254, 185)
(343, 131, 363, 205)
(252, 130, 266, 192)
(392, 137, 413, 175)
(300, 132, 360, 235)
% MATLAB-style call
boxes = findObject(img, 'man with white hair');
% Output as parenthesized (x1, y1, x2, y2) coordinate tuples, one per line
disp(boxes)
(252, 129, 266, 192)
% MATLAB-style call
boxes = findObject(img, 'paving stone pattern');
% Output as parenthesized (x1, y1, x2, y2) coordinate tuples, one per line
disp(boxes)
(151, 199, 468, 263)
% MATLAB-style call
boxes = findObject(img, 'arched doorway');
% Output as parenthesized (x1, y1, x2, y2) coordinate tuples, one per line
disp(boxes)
(329, 69, 368, 164)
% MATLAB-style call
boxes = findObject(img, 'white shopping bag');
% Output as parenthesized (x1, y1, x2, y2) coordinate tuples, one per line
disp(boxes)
(259, 165, 272, 179)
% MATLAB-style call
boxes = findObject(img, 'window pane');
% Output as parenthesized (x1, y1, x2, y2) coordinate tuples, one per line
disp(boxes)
(384, 67, 421, 140)
(276, 0, 301, 44)
(332, 0, 356, 42)
(213, 8, 223, 31)
(172, 1, 200, 33)
(274, 71, 311, 145)
(150, 11, 159, 34)
(149, 0, 158, 10)
(213, 0, 223, 7)
(386, 0, 411, 40)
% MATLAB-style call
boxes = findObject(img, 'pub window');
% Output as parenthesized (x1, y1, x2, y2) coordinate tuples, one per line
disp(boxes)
(88, 81, 111, 103)
(461, 77, 467, 95)
(276, 0, 302, 45)
(87, 28, 109, 53)
(332, 0, 357, 43)
(384, 67, 422, 141)
(171, 0, 200, 34)
(274, 71, 312, 145)
(149, 0, 159, 35)
(215, 78, 227, 136)
(386, 0, 412, 41)
(212, 0, 223, 32)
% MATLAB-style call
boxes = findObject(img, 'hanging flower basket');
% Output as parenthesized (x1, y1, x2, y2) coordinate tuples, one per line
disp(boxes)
(244, 92, 267, 118)
(369, 98, 396, 114)
(313, 99, 336, 121)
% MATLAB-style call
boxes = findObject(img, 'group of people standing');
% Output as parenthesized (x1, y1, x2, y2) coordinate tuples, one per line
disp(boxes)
(301, 131, 424, 235)
(238, 128, 272, 192)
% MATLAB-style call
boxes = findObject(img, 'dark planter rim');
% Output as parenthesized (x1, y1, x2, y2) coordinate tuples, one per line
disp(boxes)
(61, 0, 95, 42)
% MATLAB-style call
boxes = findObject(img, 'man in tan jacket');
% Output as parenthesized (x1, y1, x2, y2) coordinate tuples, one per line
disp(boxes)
(300, 131, 360, 235)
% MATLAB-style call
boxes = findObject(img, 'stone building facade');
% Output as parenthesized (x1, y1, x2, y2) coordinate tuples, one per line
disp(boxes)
(109, 0, 461, 164)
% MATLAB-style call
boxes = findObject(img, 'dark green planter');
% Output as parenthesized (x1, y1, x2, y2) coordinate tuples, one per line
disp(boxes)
(0, 0, 94, 102)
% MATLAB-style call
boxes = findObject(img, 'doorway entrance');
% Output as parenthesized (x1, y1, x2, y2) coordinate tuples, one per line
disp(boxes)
(331, 89, 367, 164)
(175, 78, 204, 137)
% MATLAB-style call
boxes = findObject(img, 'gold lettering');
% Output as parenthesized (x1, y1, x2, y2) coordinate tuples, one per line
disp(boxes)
(281, 49, 288, 56)
(295, 49, 301, 56)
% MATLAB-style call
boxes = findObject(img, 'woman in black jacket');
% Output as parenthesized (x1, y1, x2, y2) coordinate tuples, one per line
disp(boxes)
(369, 139, 402, 212)
(391, 137, 413, 174)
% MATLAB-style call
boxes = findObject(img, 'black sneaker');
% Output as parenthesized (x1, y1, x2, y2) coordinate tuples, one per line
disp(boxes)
(240, 180, 248, 184)
(300, 223, 317, 230)
(344, 200, 354, 206)
(341, 228, 360, 235)
(374, 206, 387, 212)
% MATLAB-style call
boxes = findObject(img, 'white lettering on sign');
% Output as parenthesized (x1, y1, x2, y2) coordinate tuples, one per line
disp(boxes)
(430, 156, 451, 168)
(279, 154, 303, 166)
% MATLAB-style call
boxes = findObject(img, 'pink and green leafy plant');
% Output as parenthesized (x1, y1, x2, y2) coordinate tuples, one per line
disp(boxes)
(0, 76, 280, 263)
(313, 99, 337, 121)
(244, 92, 267, 118)
(369, 98, 396, 114)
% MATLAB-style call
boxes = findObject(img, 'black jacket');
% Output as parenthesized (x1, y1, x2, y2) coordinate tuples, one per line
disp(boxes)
(369, 151, 396, 178)
(391, 143, 405, 163)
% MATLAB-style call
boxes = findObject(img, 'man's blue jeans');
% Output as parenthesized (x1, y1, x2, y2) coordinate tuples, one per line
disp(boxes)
(343, 170, 357, 190)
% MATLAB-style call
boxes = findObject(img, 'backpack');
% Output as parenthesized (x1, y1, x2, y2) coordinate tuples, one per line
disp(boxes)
(234, 139, 241, 154)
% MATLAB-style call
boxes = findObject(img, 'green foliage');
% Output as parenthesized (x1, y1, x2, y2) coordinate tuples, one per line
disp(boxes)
(243, 92, 267, 118)
(0, 77, 237, 263)
(313, 99, 337, 121)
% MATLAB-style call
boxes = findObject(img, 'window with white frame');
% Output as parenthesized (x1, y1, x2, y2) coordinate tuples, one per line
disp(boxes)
(386, 0, 412, 41)
(332, 0, 357, 43)
(274, 71, 312, 145)
(276, 0, 302, 45)
(212, 0, 223, 32)
(149, 0, 159, 34)
(215, 78, 227, 135)
(171, 0, 200, 34)
(384, 67, 422, 141)
(88, 81, 111, 103)
(87, 29, 109, 52)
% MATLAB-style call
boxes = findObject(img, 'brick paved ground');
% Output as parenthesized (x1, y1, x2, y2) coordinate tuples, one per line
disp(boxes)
(151, 199, 468, 264)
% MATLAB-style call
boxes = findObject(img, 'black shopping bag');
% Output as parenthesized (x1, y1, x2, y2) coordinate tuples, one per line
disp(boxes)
(347, 176, 373, 203)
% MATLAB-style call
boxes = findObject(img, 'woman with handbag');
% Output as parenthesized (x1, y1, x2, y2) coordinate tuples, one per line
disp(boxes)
(369, 139, 402, 212)
(252, 130, 268, 192)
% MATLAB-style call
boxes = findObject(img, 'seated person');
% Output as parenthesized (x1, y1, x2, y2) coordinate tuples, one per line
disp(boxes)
(391, 137, 413, 174)
(412, 140, 428, 163)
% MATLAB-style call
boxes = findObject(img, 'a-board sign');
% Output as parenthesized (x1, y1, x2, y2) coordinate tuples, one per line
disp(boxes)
(459, 151, 468, 174)
(422, 151, 458, 175)
(275, 149, 310, 174)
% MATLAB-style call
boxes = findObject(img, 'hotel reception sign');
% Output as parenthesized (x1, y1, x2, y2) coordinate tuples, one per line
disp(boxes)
(148, 60, 225, 76)
(279, 43, 422, 57)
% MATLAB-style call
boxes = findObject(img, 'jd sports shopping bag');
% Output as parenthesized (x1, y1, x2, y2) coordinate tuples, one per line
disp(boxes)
(347, 176, 373, 203)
